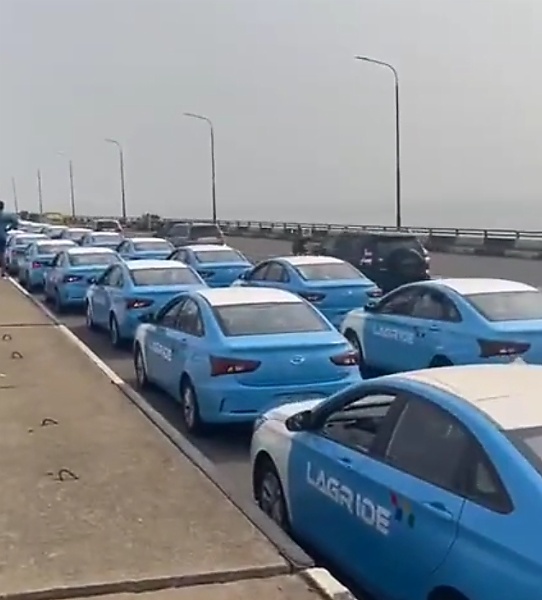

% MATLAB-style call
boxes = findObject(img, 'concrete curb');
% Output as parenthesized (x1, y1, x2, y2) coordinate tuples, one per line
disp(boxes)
(6, 279, 358, 600)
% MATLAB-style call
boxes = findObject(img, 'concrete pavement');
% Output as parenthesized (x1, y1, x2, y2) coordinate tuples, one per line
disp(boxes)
(0, 279, 332, 600)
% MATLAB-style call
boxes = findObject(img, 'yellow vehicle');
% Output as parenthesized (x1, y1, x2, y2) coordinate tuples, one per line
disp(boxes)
(44, 212, 67, 225)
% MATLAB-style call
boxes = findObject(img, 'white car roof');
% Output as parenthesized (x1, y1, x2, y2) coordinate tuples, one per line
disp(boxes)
(185, 244, 233, 252)
(45, 224, 67, 229)
(196, 286, 303, 307)
(401, 364, 542, 430)
(13, 233, 46, 239)
(436, 278, 536, 295)
(280, 255, 345, 266)
(124, 259, 187, 270)
(66, 246, 116, 255)
(128, 237, 168, 243)
(90, 231, 121, 236)
(66, 227, 91, 232)
(36, 239, 75, 246)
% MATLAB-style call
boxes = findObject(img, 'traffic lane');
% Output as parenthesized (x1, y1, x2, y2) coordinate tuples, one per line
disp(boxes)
(226, 236, 542, 287)
(31, 295, 255, 498)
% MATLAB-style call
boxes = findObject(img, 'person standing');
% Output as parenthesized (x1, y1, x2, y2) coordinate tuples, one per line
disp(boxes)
(0, 201, 19, 277)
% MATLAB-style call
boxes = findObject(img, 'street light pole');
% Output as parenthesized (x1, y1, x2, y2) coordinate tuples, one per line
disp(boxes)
(183, 112, 217, 223)
(57, 151, 77, 217)
(37, 168, 44, 215)
(105, 138, 127, 221)
(11, 177, 19, 213)
(355, 55, 402, 229)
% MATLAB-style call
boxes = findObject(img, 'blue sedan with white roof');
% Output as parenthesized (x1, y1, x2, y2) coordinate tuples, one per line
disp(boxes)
(44, 247, 121, 312)
(232, 255, 381, 328)
(251, 363, 542, 600)
(167, 243, 252, 287)
(80, 231, 124, 249)
(116, 236, 173, 260)
(58, 227, 92, 244)
(6, 232, 47, 274)
(86, 259, 207, 347)
(341, 278, 542, 376)
(41, 224, 68, 239)
(133, 287, 361, 433)
(18, 239, 77, 290)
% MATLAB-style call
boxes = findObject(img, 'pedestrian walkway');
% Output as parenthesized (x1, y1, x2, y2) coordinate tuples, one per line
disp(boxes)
(0, 279, 330, 600)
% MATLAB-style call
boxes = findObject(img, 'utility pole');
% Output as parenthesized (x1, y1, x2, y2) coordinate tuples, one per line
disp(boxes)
(37, 168, 44, 215)
(11, 177, 19, 213)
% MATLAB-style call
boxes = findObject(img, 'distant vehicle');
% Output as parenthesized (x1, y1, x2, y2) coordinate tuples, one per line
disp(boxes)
(86, 259, 207, 347)
(341, 278, 542, 376)
(158, 220, 225, 247)
(116, 237, 174, 261)
(251, 363, 542, 600)
(44, 247, 120, 312)
(58, 227, 92, 245)
(5, 233, 47, 275)
(80, 231, 124, 249)
(133, 287, 361, 433)
(18, 239, 77, 291)
(231, 255, 381, 328)
(167, 244, 252, 287)
(313, 231, 430, 293)
(42, 224, 68, 239)
(94, 218, 123, 233)
(18, 220, 44, 234)
(43, 212, 66, 225)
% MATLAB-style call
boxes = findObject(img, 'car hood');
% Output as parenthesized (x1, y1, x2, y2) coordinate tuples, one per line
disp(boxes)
(264, 398, 327, 421)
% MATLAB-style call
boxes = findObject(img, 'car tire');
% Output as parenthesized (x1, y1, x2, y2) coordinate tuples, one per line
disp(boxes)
(179, 378, 205, 435)
(134, 344, 150, 389)
(343, 330, 370, 378)
(254, 457, 289, 531)
(429, 355, 453, 368)
(109, 314, 123, 348)
(85, 302, 97, 330)
(54, 289, 64, 314)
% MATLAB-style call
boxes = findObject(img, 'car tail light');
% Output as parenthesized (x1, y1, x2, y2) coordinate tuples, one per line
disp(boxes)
(209, 356, 261, 376)
(125, 298, 154, 310)
(478, 339, 531, 359)
(299, 292, 326, 303)
(32, 261, 42, 268)
(63, 274, 82, 283)
(367, 288, 382, 298)
(330, 350, 359, 366)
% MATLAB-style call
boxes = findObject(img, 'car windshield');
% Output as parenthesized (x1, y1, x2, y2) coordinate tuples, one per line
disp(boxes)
(296, 262, 364, 281)
(465, 291, 542, 322)
(92, 234, 122, 244)
(190, 225, 222, 238)
(194, 249, 244, 263)
(96, 221, 120, 231)
(374, 236, 425, 258)
(508, 426, 542, 476)
(130, 267, 201, 286)
(37, 243, 73, 255)
(133, 240, 172, 251)
(69, 253, 118, 266)
(213, 302, 329, 336)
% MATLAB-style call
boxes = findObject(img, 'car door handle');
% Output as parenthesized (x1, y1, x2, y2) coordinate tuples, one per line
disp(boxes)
(422, 501, 453, 520)
(338, 456, 353, 467)
(178, 338, 187, 345)
(428, 324, 441, 332)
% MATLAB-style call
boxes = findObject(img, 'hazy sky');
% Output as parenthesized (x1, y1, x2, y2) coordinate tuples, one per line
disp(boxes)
(1, 0, 541, 227)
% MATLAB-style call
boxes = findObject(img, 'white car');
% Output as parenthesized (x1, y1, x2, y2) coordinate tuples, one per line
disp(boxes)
(5, 232, 47, 274)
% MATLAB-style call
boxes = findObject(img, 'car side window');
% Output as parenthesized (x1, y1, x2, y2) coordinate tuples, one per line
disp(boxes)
(98, 266, 115, 286)
(264, 262, 289, 282)
(249, 263, 270, 281)
(377, 288, 422, 316)
(106, 267, 122, 287)
(158, 299, 185, 328)
(384, 398, 470, 493)
(410, 290, 462, 322)
(318, 393, 401, 454)
(173, 249, 188, 262)
(176, 299, 204, 337)
(52, 253, 63, 268)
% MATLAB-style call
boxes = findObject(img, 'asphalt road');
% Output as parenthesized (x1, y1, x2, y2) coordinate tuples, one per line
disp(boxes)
(26, 238, 542, 498)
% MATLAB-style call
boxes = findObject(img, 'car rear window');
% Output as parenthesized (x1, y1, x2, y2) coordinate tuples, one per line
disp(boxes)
(37, 243, 72, 255)
(508, 426, 542, 476)
(295, 262, 364, 281)
(374, 236, 425, 258)
(194, 249, 244, 263)
(66, 230, 88, 239)
(96, 220, 121, 231)
(130, 267, 201, 286)
(92, 233, 122, 244)
(213, 302, 330, 336)
(168, 223, 189, 236)
(69, 253, 119, 266)
(190, 224, 223, 239)
(133, 240, 172, 251)
(465, 291, 542, 322)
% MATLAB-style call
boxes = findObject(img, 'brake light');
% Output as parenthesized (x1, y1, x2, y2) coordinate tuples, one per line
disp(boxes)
(299, 292, 326, 303)
(367, 288, 382, 298)
(330, 350, 359, 366)
(478, 339, 530, 359)
(209, 356, 261, 376)
(32, 261, 42, 268)
(125, 298, 154, 310)
(63, 274, 82, 283)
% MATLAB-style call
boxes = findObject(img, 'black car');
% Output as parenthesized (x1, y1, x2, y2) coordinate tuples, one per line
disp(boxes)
(313, 231, 430, 293)
(157, 220, 225, 247)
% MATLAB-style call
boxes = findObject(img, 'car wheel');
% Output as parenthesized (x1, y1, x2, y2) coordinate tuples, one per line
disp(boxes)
(344, 330, 370, 377)
(54, 289, 64, 314)
(180, 378, 205, 435)
(255, 458, 289, 531)
(134, 344, 149, 389)
(109, 314, 123, 348)
(85, 302, 97, 330)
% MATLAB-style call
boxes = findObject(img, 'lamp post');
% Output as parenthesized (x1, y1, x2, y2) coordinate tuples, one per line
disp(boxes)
(183, 112, 217, 223)
(11, 177, 19, 213)
(57, 151, 76, 217)
(37, 168, 44, 215)
(105, 138, 127, 221)
(355, 55, 402, 229)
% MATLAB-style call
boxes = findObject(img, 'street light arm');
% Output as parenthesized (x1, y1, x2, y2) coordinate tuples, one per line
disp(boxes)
(184, 112, 214, 130)
(105, 138, 122, 151)
(354, 56, 398, 82)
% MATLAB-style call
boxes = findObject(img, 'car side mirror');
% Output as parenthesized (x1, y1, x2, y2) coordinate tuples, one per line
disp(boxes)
(285, 410, 314, 432)
(87, 276, 98, 284)
(364, 300, 379, 312)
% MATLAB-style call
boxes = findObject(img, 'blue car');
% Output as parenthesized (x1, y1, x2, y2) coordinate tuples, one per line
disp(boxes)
(80, 231, 124, 249)
(86, 259, 207, 347)
(251, 363, 542, 600)
(5, 233, 48, 275)
(44, 247, 121, 312)
(58, 227, 92, 245)
(167, 243, 252, 287)
(232, 255, 381, 328)
(341, 278, 542, 376)
(133, 286, 361, 433)
(18, 239, 77, 290)
(116, 237, 173, 260)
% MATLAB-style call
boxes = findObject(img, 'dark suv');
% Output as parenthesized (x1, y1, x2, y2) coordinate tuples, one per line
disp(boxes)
(157, 220, 225, 247)
(314, 231, 430, 293)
